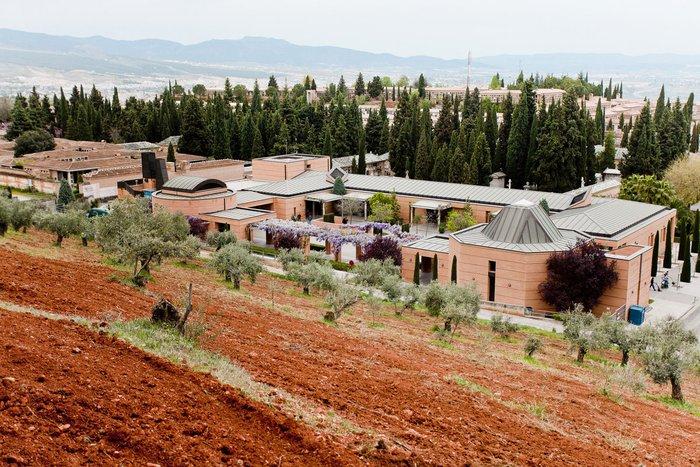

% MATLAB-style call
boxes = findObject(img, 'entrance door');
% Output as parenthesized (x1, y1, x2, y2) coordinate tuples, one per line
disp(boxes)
(488, 261, 496, 302)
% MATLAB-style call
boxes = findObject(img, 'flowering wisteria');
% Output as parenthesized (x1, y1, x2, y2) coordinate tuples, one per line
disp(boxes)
(254, 219, 419, 254)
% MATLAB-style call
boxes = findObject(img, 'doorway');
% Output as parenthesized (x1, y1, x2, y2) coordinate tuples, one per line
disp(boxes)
(488, 260, 496, 301)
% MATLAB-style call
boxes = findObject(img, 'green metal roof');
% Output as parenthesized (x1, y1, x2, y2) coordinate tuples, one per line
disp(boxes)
(162, 176, 226, 192)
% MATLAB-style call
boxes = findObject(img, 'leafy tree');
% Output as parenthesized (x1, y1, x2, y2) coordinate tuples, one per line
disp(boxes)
(664, 156, 700, 206)
(33, 208, 86, 247)
(381, 274, 418, 316)
(288, 261, 336, 295)
(9, 201, 36, 233)
(445, 206, 476, 232)
(423, 280, 447, 316)
(619, 175, 678, 207)
(205, 230, 237, 251)
(359, 235, 402, 266)
(598, 315, 644, 366)
(352, 258, 400, 290)
(539, 240, 618, 312)
(186, 216, 209, 239)
(14, 130, 55, 157)
(56, 179, 75, 208)
(211, 243, 263, 289)
(323, 280, 359, 322)
(441, 283, 481, 336)
(0, 198, 13, 236)
(367, 192, 401, 224)
(562, 304, 606, 363)
(95, 198, 199, 284)
(637, 318, 698, 402)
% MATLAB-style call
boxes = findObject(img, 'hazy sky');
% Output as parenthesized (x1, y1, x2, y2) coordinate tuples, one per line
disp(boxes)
(2, 0, 697, 58)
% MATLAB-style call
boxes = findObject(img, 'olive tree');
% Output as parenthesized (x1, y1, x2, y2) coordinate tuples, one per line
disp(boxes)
(422, 280, 448, 317)
(33, 208, 86, 246)
(637, 318, 698, 402)
(441, 283, 481, 338)
(95, 198, 199, 284)
(323, 280, 359, 322)
(598, 315, 645, 366)
(352, 258, 399, 290)
(205, 230, 237, 251)
(381, 275, 419, 316)
(9, 201, 36, 233)
(561, 304, 607, 363)
(490, 314, 519, 338)
(524, 336, 542, 357)
(0, 197, 12, 236)
(211, 243, 263, 289)
(288, 261, 336, 295)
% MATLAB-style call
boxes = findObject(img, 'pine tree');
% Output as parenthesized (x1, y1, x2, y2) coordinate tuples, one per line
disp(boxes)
(223, 78, 234, 102)
(167, 142, 176, 163)
(415, 128, 432, 181)
(651, 231, 660, 277)
(354, 73, 365, 96)
(56, 179, 75, 208)
(179, 97, 211, 157)
(622, 102, 660, 176)
(6, 96, 32, 140)
(663, 220, 673, 269)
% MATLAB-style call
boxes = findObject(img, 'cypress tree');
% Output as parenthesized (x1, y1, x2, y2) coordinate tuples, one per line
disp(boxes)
(357, 128, 367, 174)
(495, 94, 513, 172)
(432, 254, 438, 281)
(322, 125, 333, 156)
(413, 253, 420, 284)
(680, 230, 691, 283)
(430, 145, 449, 182)
(663, 220, 673, 268)
(622, 102, 659, 176)
(678, 222, 687, 262)
(414, 128, 432, 181)
(467, 132, 491, 186)
(651, 231, 660, 277)
(350, 157, 357, 174)
(450, 256, 457, 283)
(505, 81, 535, 188)
(600, 130, 616, 171)
(693, 210, 700, 254)
(484, 105, 498, 169)
(167, 142, 176, 163)
(56, 179, 75, 208)
(179, 97, 211, 157)
(653, 85, 666, 126)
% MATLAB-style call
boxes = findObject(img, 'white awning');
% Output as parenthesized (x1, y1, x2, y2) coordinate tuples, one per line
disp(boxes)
(306, 192, 342, 203)
(411, 199, 451, 210)
(342, 191, 373, 201)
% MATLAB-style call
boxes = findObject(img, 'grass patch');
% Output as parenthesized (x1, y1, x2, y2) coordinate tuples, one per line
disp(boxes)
(172, 260, 202, 270)
(367, 321, 385, 329)
(430, 339, 455, 351)
(519, 326, 561, 339)
(587, 353, 612, 365)
(599, 385, 624, 405)
(522, 355, 547, 368)
(448, 374, 493, 396)
(524, 401, 548, 420)
(649, 395, 700, 417)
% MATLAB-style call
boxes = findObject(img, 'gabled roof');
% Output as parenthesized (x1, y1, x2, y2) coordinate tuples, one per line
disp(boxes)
(482, 200, 563, 244)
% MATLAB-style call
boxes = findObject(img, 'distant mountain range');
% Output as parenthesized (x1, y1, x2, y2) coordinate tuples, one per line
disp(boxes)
(0, 28, 698, 98)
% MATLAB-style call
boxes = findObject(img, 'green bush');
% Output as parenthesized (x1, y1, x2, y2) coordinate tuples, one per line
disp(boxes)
(14, 130, 55, 157)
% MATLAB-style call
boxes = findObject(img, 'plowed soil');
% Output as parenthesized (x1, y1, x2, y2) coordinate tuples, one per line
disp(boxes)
(1, 236, 699, 465)
(0, 310, 361, 465)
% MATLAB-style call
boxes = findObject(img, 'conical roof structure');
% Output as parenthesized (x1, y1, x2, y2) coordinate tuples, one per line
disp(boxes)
(482, 200, 563, 244)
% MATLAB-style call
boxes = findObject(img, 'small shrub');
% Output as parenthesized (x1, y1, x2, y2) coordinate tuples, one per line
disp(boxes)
(187, 216, 209, 239)
(524, 336, 542, 357)
(359, 235, 402, 265)
(272, 230, 301, 250)
(490, 314, 519, 338)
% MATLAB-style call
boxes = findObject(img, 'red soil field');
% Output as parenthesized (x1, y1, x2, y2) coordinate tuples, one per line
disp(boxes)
(0, 240, 698, 464)
(0, 310, 361, 465)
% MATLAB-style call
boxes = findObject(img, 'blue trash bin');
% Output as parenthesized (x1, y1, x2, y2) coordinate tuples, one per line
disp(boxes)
(628, 305, 645, 326)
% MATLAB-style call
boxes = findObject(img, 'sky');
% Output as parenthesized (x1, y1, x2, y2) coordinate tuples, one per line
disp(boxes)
(2, 0, 698, 58)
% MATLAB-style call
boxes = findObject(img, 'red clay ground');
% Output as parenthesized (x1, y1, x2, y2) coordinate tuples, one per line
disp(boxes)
(1, 234, 699, 464)
(0, 310, 361, 465)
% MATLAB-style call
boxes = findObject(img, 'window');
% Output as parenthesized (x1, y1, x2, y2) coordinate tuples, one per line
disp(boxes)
(489, 261, 496, 272)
